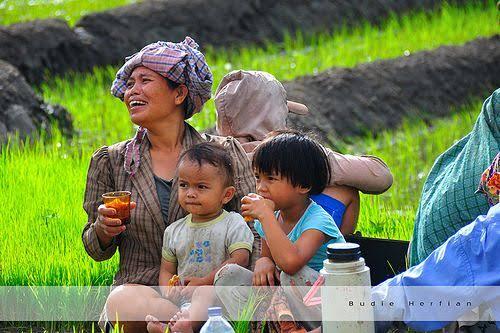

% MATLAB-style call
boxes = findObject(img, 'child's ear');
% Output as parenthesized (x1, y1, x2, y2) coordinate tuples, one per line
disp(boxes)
(222, 186, 236, 205)
(297, 186, 311, 195)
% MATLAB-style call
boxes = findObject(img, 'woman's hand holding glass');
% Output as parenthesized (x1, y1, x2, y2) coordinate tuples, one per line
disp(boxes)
(95, 202, 137, 246)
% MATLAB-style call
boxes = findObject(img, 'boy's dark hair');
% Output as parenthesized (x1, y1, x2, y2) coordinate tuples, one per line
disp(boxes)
(178, 142, 234, 186)
(252, 130, 331, 195)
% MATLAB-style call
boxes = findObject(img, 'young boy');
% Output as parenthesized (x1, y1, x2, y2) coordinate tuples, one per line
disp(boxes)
(146, 142, 254, 333)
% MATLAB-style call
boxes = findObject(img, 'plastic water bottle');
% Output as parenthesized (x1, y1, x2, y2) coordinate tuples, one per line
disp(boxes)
(200, 307, 235, 333)
(320, 243, 374, 333)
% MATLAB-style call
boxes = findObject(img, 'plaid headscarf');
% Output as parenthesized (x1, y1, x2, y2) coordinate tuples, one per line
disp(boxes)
(110, 37, 213, 175)
(111, 36, 212, 117)
(477, 152, 500, 206)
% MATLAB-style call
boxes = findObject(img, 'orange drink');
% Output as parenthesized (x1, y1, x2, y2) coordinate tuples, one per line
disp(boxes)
(102, 191, 131, 225)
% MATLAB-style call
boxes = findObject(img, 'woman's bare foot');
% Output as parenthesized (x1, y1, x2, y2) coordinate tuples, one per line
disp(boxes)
(169, 309, 193, 333)
(145, 314, 168, 333)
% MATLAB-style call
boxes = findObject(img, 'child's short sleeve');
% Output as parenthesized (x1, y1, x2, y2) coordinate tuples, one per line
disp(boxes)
(254, 211, 280, 240)
(162, 224, 177, 263)
(254, 220, 265, 239)
(225, 213, 254, 254)
(299, 203, 344, 243)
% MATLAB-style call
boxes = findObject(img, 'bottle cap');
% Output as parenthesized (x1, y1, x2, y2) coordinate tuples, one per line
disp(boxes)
(326, 243, 361, 262)
(208, 306, 222, 317)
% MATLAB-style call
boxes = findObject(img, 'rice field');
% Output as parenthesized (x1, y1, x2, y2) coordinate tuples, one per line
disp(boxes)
(0, 0, 495, 289)
(0, 98, 485, 327)
(0, 1, 496, 332)
(0, 0, 141, 26)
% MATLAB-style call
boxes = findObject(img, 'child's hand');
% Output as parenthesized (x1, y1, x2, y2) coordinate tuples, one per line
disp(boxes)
(163, 285, 182, 304)
(253, 257, 280, 286)
(180, 276, 207, 298)
(241, 193, 275, 222)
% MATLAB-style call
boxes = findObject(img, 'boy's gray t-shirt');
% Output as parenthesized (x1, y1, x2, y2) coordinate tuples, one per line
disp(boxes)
(162, 210, 254, 278)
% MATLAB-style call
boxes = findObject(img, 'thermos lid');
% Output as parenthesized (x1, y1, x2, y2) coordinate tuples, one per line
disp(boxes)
(327, 243, 361, 262)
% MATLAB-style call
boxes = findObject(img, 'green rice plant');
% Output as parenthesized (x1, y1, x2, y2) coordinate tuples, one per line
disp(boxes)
(0, 97, 482, 287)
(0, 130, 118, 286)
(232, 291, 268, 333)
(111, 318, 125, 333)
(0, 321, 98, 333)
(0, 0, 141, 26)
(38, 2, 498, 143)
(352, 104, 480, 240)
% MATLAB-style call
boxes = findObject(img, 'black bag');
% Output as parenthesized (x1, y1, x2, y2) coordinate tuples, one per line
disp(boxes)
(344, 233, 409, 286)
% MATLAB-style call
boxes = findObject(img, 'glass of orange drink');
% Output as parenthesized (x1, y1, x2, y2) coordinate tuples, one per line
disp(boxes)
(102, 191, 131, 225)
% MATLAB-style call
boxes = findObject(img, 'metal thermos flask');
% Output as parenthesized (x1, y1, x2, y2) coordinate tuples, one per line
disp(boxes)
(320, 242, 375, 333)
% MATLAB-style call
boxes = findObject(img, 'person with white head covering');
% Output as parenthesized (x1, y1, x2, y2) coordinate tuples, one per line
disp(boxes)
(214, 70, 394, 235)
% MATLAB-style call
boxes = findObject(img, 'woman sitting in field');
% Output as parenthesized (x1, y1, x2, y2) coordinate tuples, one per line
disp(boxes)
(82, 37, 256, 333)
(214, 70, 393, 235)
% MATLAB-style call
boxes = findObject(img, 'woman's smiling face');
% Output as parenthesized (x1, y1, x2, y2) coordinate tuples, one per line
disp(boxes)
(123, 66, 181, 127)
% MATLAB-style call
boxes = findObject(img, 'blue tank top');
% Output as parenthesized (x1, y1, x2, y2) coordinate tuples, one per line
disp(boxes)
(310, 193, 346, 228)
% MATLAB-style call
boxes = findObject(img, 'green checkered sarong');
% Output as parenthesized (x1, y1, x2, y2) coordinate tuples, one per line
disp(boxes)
(409, 89, 500, 266)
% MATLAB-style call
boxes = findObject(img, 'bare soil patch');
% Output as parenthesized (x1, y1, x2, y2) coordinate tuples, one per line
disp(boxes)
(0, 0, 471, 84)
(285, 35, 500, 144)
(0, 60, 73, 143)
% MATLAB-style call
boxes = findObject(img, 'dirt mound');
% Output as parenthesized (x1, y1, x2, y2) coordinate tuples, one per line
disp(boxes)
(0, 0, 472, 85)
(284, 35, 500, 145)
(0, 60, 73, 144)
(0, 19, 95, 85)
